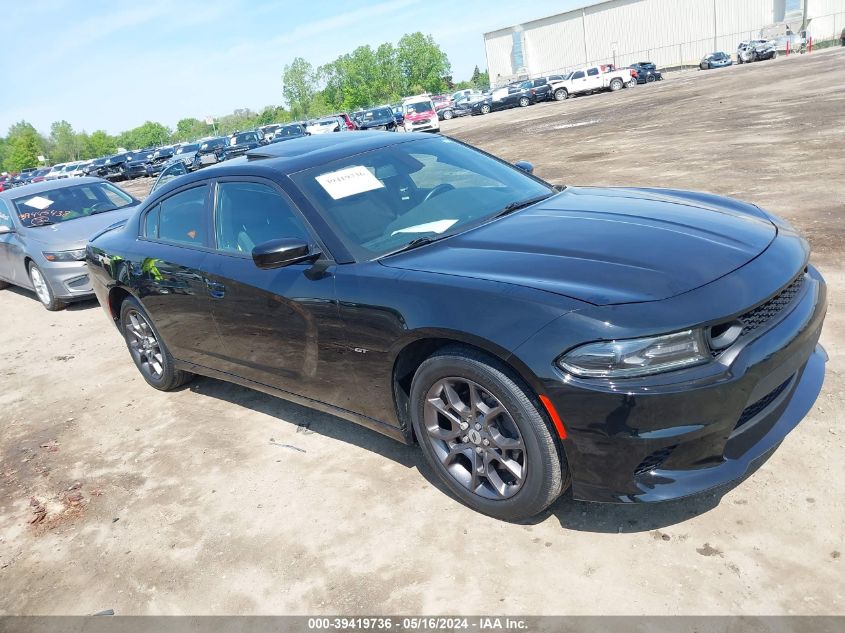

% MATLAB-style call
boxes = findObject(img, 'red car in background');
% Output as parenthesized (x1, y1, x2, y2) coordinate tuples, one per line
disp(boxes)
(431, 94, 456, 121)
(333, 113, 359, 131)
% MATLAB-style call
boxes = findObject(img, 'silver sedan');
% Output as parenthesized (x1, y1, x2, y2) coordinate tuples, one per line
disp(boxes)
(0, 177, 139, 310)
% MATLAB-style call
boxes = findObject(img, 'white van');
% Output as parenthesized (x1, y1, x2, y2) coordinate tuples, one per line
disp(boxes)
(401, 96, 440, 133)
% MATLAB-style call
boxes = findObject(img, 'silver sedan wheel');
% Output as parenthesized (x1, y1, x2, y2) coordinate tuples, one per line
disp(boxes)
(423, 377, 527, 500)
(29, 266, 52, 305)
(125, 309, 165, 380)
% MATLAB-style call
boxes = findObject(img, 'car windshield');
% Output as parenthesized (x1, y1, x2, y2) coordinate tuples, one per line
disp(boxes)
(277, 125, 304, 136)
(292, 136, 554, 260)
(231, 133, 256, 145)
(200, 139, 225, 150)
(364, 108, 393, 120)
(405, 102, 433, 114)
(177, 144, 199, 154)
(12, 182, 134, 228)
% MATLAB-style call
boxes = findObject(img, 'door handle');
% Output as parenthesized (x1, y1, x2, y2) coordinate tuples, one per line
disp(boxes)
(205, 278, 226, 299)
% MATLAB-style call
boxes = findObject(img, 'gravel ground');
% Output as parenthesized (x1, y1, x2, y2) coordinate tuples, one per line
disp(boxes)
(0, 48, 843, 616)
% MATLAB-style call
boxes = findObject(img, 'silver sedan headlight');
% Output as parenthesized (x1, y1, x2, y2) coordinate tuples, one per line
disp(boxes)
(558, 330, 710, 378)
(43, 249, 87, 262)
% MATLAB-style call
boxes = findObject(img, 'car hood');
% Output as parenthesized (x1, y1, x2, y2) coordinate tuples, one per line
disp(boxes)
(25, 207, 138, 249)
(381, 187, 777, 306)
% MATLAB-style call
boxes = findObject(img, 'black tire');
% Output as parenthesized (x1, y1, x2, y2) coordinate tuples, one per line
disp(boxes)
(410, 346, 568, 521)
(553, 88, 568, 101)
(119, 296, 194, 391)
(646, 74, 656, 83)
(609, 78, 623, 91)
(27, 262, 65, 311)
(442, 109, 453, 120)
(518, 96, 530, 107)
(480, 103, 491, 115)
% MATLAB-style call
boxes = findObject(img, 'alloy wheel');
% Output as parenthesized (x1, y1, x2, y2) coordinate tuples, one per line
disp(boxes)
(125, 309, 165, 381)
(423, 377, 527, 500)
(29, 266, 51, 305)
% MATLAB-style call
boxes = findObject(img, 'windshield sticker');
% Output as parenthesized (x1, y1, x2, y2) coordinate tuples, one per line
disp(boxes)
(22, 195, 54, 210)
(18, 209, 72, 226)
(316, 165, 385, 200)
(392, 219, 457, 236)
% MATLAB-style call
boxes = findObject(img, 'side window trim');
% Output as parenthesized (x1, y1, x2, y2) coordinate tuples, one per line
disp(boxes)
(143, 203, 160, 239)
(209, 175, 328, 259)
(138, 183, 213, 251)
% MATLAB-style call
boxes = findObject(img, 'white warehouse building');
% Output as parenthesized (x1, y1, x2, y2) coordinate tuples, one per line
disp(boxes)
(483, 0, 845, 84)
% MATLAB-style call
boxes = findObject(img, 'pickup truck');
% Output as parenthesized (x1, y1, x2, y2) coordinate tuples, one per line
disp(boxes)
(548, 66, 637, 101)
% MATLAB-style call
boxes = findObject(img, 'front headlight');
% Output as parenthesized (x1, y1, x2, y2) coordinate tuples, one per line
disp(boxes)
(558, 329, 709, 378)
(43, 249, 86, 262)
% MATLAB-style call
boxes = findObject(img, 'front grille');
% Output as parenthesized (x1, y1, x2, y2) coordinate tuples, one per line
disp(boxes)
(734, 377, 792, 432)
(709, 274, 806, 357)
(738, 275, 805, 337)
(634, 445, 677, 476)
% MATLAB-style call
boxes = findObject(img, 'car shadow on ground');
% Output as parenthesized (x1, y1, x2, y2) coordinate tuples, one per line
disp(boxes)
(187, 374, 768, 533)
(3, 285, 100, 311)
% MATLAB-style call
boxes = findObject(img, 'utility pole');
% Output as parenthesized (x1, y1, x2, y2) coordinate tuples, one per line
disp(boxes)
(713, 0, 718, 51)
(582, 7, 589, 66)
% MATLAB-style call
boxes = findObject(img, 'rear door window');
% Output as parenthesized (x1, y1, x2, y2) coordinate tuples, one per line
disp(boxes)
(151, 185, 209, 247)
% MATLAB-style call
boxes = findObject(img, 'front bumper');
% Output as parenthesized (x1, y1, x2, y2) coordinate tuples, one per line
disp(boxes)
(523, 264, 827, 503)
(404, 118, 439, 132)
(41, 260, 94, 300)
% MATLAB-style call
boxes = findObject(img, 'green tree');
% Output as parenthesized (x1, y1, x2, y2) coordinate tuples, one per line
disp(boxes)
(283, 57, 318, 118)
(50, 120, 79, 162)
(118, 121, 171, 150)
(173, 118, 209, 142)
(88, 130, 117, 157)
(3, 122, 45, 171)
(470, 66, 490, 90)
(397, 32, 451, 94)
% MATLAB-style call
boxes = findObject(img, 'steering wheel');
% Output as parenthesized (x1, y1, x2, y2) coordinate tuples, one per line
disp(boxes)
(423, 183, 455, 202)
(89, 202, 112, 213)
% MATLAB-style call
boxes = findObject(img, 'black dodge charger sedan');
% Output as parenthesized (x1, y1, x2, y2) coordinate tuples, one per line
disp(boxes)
(86, 132, 827, 521)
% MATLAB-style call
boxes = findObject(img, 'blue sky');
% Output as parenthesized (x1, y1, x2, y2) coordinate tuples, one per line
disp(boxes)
(0, 0, 584, 135)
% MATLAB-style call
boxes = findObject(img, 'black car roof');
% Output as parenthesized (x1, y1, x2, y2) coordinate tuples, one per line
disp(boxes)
(245, 131, 424, 170)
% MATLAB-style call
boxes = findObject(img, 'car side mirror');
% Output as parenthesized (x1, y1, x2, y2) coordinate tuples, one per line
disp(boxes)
(252, 238, 320, 270)
(514, 160, 534, 174)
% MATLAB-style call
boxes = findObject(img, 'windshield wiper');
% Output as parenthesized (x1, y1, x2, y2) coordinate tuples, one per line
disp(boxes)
(381, 234, 451, 258)
(91, 207, 117, 215)
(494, 193, 555, 218)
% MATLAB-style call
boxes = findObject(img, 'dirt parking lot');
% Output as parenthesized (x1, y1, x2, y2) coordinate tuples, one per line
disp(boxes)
(1, 49, 843, 615)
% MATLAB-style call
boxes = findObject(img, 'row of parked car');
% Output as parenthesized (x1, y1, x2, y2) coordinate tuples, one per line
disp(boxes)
(421, 62, 663, 121)
(699, 39, 782, 70)
(0, 97, 450, 192)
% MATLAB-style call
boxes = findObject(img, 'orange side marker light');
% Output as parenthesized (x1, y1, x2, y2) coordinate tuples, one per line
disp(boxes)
(539, 395, 567, 439)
